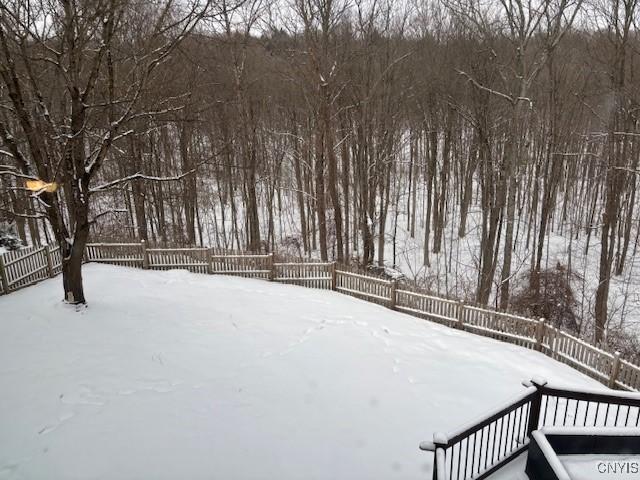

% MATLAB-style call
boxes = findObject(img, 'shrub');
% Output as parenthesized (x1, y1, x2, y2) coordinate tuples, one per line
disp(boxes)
(0, 222, 22, 251)
(511, 263, 580, 333)
(601, 326, 640, 364)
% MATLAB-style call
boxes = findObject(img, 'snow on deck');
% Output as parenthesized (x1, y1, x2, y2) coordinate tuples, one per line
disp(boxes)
(0, 264, 602, 479)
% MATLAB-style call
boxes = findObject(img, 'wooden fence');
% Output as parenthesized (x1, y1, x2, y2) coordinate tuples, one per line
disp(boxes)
(0, 244, 62, 295)
(1, 241, 640, 392)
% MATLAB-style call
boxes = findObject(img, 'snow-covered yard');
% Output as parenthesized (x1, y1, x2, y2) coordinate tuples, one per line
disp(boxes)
(0, 265, 602, 479)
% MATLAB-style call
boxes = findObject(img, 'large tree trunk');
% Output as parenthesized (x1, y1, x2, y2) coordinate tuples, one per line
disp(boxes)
(340, 116, 350, 260)
(292, 116, 309, 253)
(61, 238, 87, 304)
(499, 93, 528, 310)
(477, 133, 504, 305)
(325, 96, 344, 262)
(315, 128, 328, 261)
(60, 190, 90, 304)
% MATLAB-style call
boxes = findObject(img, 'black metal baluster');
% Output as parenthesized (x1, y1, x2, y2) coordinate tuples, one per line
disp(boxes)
(463, 436, 470, 479)
(470, 432, 477, 478)
(478, 426, 485, 476)
(614, 404, 621, 426)
(491, 420, 499, 467)
(501, 413, 509, 458)
(449, 446, 454, 480)
(625, 405, 631, 426)
(515, 405, 523, 446)
(584, 401, 590, 427)
(595, 402, 601, 426)
(553, 396, 560, 425)
(524, 402, 532, 433)
(503, 411, 512, 457)
(512, 408, 518, 449)
(604, 404, 610, 426)
(540, 396, 548, 427)
(563, 398, 570, 425)
(484, 423, 492, 471)
(572, 399, 579, 426)
(495, 417, 504, 462)
(456, 441, 462, 480)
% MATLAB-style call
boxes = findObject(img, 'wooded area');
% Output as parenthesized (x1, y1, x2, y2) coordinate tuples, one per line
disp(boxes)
(1, 0, 640, 349)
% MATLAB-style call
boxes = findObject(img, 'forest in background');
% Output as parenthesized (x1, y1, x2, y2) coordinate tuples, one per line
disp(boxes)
(1, 0, 640, 352)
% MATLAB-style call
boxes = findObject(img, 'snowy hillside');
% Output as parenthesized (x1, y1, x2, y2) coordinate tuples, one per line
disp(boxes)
(0, 265, 601, 479)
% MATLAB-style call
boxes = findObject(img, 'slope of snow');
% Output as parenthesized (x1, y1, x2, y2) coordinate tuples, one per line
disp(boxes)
(0, 265, 602, 479)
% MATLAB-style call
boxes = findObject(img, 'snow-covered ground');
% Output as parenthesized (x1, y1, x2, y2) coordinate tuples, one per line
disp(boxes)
(0, 265, 603, 479)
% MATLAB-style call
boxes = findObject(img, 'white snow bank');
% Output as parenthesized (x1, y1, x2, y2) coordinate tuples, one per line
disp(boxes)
(0, 265, 601, 479)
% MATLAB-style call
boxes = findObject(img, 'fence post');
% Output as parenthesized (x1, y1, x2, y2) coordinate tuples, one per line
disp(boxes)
(527, 377, 548, 435)
(456, 301, 465, 329)
(206, 248, 213, 275)
(389, 279, 397, 310)
(44, 245, 54, 277)
(330, 262, 337, 290)
(535, 317, 546, 352)
(609, 351, 621, 389)
(0, 254, 8, 294)
(268, 253, 275, 281)
(141, 240, 149, 269)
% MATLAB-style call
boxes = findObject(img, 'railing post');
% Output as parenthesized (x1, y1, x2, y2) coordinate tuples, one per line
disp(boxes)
(389, 279, 397, 310)
(548, 327, 557, 359)
(0, 253, 9, 294)
(330, 262, 337, 290)
(44, 245, 54, 277)
(141, 240, 149, 269)
(268, 253, 275, 281)
(456, 301, 465, 330)
(609, 351, 621, 389)
(527, 377, 548, 435)
(432, 452, 438, 480)
(419, 438, 443, 480)
(432, 433, 447, 480)
(535, 317, 546, 352)
(206, 248, 213, 275)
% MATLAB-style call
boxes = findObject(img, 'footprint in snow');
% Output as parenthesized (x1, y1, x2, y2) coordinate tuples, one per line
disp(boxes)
(38, 412, 75, 435)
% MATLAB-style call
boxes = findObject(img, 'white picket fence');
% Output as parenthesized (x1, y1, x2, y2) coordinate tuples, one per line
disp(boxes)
(1, 241, 639, 392)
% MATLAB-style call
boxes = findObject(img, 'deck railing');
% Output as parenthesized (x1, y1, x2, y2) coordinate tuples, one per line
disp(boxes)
(2, 241, 640, 392)
(421, 387, 536, 480)
(422, 379, 640, 480)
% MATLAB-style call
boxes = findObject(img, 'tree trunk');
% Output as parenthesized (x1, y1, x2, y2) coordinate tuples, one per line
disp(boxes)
(315, 128, 328, 261)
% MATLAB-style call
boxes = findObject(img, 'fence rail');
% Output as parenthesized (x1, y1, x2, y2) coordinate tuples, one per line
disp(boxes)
(1, 241, 639, 393)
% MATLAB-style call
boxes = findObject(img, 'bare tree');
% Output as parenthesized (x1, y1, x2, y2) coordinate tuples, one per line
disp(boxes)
(0, 0, 211, 303)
